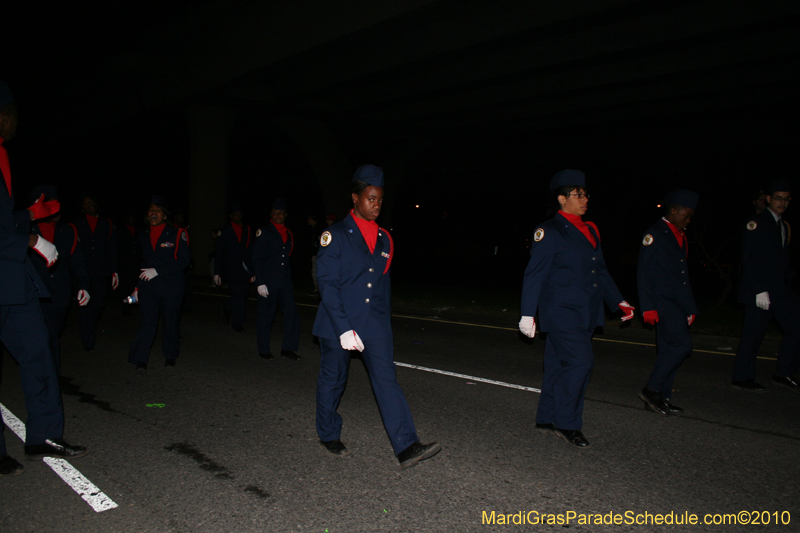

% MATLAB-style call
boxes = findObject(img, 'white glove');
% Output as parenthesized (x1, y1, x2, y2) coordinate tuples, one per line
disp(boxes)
(755, 291, 770, 311)
(33, 235, 58, 267)
(519, 316, 536, 338)
(340, 330, 365, 352)
(111, 272, 119, 290)
(139, 268, 158, 281)
(257, 284, 269, 298)
(77, 290, 90, 306)
(213, 274, 221, 286)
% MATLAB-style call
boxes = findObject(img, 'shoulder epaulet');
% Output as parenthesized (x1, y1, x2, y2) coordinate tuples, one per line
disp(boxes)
(380, 227, 393, 274)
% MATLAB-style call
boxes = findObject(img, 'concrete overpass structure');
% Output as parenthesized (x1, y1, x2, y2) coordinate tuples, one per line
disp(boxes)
(7, 0, 799, 273)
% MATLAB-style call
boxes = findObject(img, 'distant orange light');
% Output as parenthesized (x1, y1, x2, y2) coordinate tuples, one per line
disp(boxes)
(656, 204, 661, 208)
(415, 205, 420, 208)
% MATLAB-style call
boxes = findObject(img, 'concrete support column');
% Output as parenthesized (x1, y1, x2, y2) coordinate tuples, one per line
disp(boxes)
(281, 118, 351, 217)
(185, 105, 236, 277)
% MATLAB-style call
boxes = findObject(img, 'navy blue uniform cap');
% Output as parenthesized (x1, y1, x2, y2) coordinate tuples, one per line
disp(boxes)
(549, 169, 586, 192)
(0, 82, 13, 107)
(151, 195, 169, 211)
(229, 203, 243, 214)
(272, 197, 287, 211)
(665, 189, 698, 210)
(29, 185, 58, 203)
(353, 165, 384, 188)
(767, 179, 791, 195)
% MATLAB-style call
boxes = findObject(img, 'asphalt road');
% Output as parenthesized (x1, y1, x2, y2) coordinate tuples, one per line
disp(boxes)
(1, 291, 798, 532)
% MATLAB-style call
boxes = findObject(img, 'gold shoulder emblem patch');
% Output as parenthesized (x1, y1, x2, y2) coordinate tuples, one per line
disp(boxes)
(643, 234, 654, 246)
(256, 228, 262, 237)
(534, 228, 545, 242)
(320, 231, 332, 247)
(216, 230, 221, 237)
(746, 221, 757, 231)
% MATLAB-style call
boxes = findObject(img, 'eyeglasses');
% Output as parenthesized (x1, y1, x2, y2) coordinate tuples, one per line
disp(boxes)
(568, 193, 590, 200)
(772, 195, 792, 203)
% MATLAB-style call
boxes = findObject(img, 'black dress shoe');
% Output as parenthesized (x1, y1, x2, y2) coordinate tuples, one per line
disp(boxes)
(259, 352, 274, 360)
(223, 310, 231, 325)
(553, 428, 590, 448)
(639, 387, 669, 415)
(25, 439, 88, 460)
(772, 374, 799, 391)
(233, 326, 244, 333)
(0, 455, 24, 476)
(164, 359, 176, 367)
(135, 362, 147, 372)
(320, 439, 349, 456)
(535, 423, 555, 431)
(732, 379, 767, 392)
(281, 350, 301, 361)
(397, 441, 442, 469)
(663, 401, 684, 415)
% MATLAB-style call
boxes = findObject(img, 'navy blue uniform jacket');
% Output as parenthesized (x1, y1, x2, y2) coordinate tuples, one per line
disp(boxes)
(138, 225, 191, 289)
(29, 223, 90, 306)
(637, 219, 697, 316)
(521, 213, 623, 332)
(214, 223, 253, 279)
(738, 209, 794, 303)
(0, 176, 49, 303)
(74, 215, 118, 278)
(312, 215, 394, 340)
(252, 222, 294, 289)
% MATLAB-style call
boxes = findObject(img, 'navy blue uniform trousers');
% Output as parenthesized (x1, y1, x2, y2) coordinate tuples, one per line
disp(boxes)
(316, 337, 418, 456)
(647, 304, 693, 398)
(0, 278, 64, 454)
(40, 302, 69, 375)
(256, 284, 300, 354)
(536, 328, 594, 431)
(733, 292, 800, 382)
(225, 274, 249, 328)
(128, 280, 184, 364)
(77, 276, 108, 349)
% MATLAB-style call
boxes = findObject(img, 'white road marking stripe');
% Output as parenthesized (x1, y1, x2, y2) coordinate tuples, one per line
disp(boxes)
(395, 362, 541, 393)
(1, 402, 26, 440)
(43, 458, 119, 512)
(1, 403, 118, 513)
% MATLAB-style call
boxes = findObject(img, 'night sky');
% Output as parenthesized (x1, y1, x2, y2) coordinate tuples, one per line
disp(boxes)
(4, 2, 799, 303)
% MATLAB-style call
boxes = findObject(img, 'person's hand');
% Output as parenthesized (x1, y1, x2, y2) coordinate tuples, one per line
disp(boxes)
(213, 274, 221, 287)
(619, 301, 635, 321)
(77, 289, 91, 306)
(687, 314, 696, 326)
(257, 285, 269, 298)
(755, 292, 770, 311)
(339, 330, 365, 352)
(111, 272, 119, 290)
(643, 310, 659, 325)
(28, 194, 60, 221)
(519, 316, 536, 338)
(139, 268, 158, 281)
(32, 235, 58, 267)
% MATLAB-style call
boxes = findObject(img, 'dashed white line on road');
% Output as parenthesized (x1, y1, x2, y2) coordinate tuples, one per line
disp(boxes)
(395, 362, 542, 393)
(1, 403, 118, 513)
